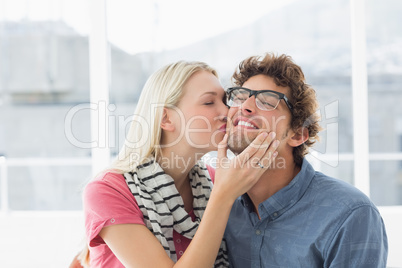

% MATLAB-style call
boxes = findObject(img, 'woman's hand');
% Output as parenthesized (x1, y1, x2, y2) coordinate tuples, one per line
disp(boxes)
(213, 131, 279, 202)
(98, 132, 279, 268)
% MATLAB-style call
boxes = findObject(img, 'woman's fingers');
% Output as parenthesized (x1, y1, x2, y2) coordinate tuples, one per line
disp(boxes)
(249, 134, 280, 169)
(213, 131, 279, 201)
(217, 133, 228, 162)
(258, 140, 280, 168)
(237, 131, 275, 165)
(236, 132, 268, 163)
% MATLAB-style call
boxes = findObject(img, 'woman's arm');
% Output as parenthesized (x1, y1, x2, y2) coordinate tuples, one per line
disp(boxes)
(99, 194, 233, 268)
(100, 224, 174, 267)
(100, 132, 279, 267)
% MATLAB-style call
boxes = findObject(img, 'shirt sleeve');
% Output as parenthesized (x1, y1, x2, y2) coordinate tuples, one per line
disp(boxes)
(206, 165, 215, 184)
(325, 204, 388, 267)
(83, 172, 145, 246)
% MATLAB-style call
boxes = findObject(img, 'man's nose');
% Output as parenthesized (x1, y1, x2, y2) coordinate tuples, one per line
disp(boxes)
(241, 96, 257, 114)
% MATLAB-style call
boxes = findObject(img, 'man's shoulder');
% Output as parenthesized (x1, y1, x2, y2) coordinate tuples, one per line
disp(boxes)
(309, 171, 375, 211)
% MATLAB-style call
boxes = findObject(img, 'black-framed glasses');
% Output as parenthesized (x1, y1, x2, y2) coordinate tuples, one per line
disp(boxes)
(226, 87, 293, 112)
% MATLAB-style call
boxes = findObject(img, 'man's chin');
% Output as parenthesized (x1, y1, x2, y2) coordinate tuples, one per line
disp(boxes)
(227, 132, 255, 154)
(227, 145, 245, 155)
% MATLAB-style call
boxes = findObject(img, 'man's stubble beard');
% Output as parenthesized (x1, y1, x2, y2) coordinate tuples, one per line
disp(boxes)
(227, 129, 259, 154)
(227, 127, 290, 155)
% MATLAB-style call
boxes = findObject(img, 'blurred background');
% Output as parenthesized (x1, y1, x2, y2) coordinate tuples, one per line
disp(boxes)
(0, 0, 401, 267)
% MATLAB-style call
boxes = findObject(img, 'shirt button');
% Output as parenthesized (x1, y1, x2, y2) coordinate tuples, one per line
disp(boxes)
(273, 212, 278, 217)
(255, 229, 261, 235)
(176, 239, 181, 243)
(179, 251, 183, 255)
(110, 218, 115, 223)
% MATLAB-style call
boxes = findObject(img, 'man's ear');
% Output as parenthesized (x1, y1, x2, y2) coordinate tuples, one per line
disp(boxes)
(288, 127, 309, 147)
(160, 108, 175, 132)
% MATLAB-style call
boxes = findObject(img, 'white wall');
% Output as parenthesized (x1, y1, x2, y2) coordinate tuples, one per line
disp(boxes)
(379, 207, 402, 268)
(0, 212, 85, 268)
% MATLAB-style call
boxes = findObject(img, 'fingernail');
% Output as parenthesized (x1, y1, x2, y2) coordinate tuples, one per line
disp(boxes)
(273, 140, 280, 148)
(261, 132, 268, 138)
(270, 132, 276, 139)
(273, 151, 278, 158)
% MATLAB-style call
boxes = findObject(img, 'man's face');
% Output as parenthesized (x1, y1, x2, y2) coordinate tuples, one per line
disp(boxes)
(227, 74, 293, 154)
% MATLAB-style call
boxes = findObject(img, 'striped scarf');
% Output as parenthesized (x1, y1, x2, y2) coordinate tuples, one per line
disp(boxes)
(124, 159, 228, 267)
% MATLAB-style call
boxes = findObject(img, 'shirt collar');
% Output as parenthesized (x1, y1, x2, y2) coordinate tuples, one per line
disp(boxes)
(240, 192, 253, 210)
(240, 159, 316, 220)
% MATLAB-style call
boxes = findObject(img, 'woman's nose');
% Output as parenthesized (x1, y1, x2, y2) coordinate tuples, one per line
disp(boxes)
(219, 104, 228, 122)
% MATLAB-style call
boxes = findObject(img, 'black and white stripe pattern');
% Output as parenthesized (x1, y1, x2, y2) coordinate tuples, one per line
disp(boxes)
(124, 159, 228, 266)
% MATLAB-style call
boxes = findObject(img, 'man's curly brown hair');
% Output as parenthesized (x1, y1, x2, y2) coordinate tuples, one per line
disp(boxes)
(232, 53, 321, 166)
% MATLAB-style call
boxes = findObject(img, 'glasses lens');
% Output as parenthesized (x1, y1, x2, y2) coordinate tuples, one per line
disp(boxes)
(228, 88, 249, 107)
(256, 92, 280, 111)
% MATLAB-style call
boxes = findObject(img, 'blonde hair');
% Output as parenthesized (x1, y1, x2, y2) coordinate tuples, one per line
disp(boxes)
(111, 61, 218, 173)
(78, 61, 218, 267)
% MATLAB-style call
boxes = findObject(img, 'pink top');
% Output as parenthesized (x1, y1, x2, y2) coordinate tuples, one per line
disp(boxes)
(83, 166, 215, 267)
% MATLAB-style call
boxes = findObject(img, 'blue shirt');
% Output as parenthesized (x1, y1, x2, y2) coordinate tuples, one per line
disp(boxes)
(225, 159, 388, 268)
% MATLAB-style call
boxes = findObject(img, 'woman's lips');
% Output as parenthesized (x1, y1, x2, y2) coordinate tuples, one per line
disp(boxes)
(219, 124, 227, 132)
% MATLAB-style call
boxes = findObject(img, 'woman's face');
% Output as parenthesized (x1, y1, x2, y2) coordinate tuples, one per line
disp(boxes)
(174, 70, 228, 153)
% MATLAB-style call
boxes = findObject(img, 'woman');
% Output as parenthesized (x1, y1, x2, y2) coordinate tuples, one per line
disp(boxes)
(79, 61, 279, 267)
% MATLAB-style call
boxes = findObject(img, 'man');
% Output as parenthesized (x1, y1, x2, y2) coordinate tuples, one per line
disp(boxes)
(224, 53, 388, 267)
